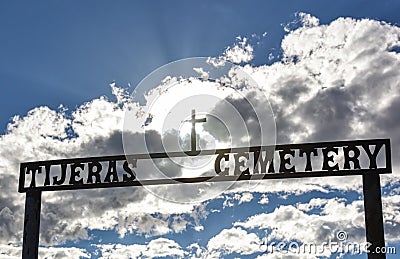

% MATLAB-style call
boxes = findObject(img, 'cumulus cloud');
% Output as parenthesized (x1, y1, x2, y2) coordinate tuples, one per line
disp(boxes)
(382, 195, 400, 242)
(235, 198, 366, 244)
(250, 16, 400, 148)
(240, 14, 400, 193)
(207, 36, 254, 66)
(0, 244, 90, 259)
(232, 195, 400, 256)
(258, 194, 269, 205)
(224, 37, 254, 64)
(98, 238, 185, 259)
(284, 12, 320, 32)
(222, 192, 254, 208)
(0, 93, 202, 245)
(205, 227, 262, 258)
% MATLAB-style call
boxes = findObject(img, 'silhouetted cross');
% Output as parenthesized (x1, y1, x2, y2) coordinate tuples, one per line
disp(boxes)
(185, 109, 206, 153)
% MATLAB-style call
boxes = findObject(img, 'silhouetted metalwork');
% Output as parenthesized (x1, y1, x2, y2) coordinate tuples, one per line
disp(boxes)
(19, 138, 392, 259)
(18, 139, 391, 192)
(363, 174, 386, 259)
(22, 190, 41, 259)
(185, 109, 206, 154)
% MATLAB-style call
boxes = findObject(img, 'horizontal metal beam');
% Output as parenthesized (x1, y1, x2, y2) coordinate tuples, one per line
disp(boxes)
(18, 138, 391, 192)
(20, 169, 390, 192)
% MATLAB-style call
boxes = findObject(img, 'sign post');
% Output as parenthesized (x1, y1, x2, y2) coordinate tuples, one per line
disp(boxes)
(22, 190, 41, 259)
(363, 174, 386, 259)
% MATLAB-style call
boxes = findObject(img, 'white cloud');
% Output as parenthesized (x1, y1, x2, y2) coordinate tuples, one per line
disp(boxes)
(98, 238, 185, 259)
(0, 244, 90, 259)
(296, 197, 332, 212)
(284, 12, 319, 33)
(39, 247, 91, 259)
(207, 36, 254, 66)
(194, 225, 204, 232)
(231, 196, 400, 257)
(298, 12, 320, 27)
(235, 198, 366, 245)
(170, 215, 189, 233)
(205, 227, 262, 257)
(98, 244, 143, 259)
(244, 14, 400, 193)
(0, 244, 20, 259)
(222, 192, 254, 208)
(382, 195, 400, 242)
(193, 67, 209, 80)
(239, 192, 253, 204)
(258, 194, 269, 205)
(224, 37, 254, 64)
(0, 91, 203, 245)
(187, 243, 205, 258)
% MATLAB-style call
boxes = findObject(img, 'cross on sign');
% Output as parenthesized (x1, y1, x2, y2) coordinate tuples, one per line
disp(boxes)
(184, 109, 206, 154)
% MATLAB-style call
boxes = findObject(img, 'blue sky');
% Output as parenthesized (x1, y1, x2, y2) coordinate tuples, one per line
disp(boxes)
(1, 1, 400, 258)
(1, 0, 400, 132)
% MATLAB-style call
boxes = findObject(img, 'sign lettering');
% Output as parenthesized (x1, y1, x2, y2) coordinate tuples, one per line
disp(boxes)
(18, 139, 391, 193)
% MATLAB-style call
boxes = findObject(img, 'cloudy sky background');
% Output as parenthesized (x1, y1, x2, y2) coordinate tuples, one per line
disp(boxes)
(1, 1, 400, 258)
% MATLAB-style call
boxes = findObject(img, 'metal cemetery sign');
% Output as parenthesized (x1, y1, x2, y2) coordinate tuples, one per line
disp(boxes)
(19, 139, 391, 192)
(19, 138, 392, 259)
